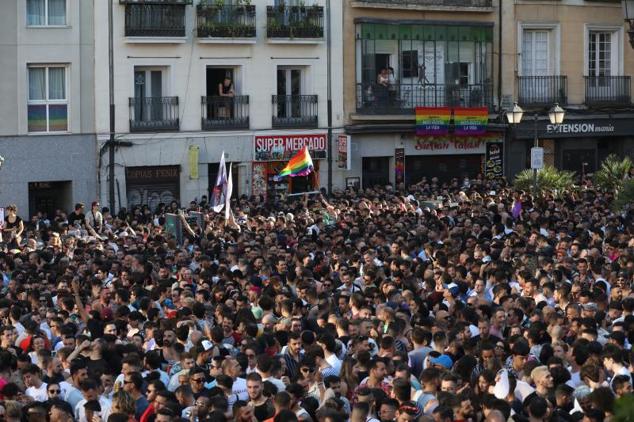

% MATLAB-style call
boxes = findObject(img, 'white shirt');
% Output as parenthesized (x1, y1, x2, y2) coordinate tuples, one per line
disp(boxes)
(25, 382, 48, 401)
(232, 377, 248, 401)
(262, 376, 286, 392)
(325, 354, 342, 376)
(75, 396, 111, 422)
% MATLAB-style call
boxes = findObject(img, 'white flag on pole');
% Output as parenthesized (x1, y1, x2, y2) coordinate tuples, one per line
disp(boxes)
(225, 162, 233, 220)
(210, 152, 227, 212)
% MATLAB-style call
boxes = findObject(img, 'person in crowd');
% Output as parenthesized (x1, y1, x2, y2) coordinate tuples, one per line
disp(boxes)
(0, 175, 631, 422)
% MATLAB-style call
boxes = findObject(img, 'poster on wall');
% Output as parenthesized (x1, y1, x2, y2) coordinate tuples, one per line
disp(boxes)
(395, 148, 405, 186)
(251, 162, 268, 199)
(416, 107, 450, 136)
(454, 107, 488, 136)
(126, 165, 180, 210)
(337, 135, 351, 170)
(485, 142, 504, 178)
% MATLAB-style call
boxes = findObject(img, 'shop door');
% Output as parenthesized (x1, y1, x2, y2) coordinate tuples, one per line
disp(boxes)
(561, 149, 596, 174)
(29, 181, 72, 218)
(362, 157, 389, 189)
(405, 155, 482, 184)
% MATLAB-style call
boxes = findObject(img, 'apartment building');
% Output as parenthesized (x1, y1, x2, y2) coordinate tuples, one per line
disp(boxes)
(94, 0, 344, 210)
(0, 0, 96, 217)
(502, 0, 634, 177)
(341, 0, 504, 188)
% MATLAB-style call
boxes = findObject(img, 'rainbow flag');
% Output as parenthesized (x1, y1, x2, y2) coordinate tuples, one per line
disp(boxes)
(416, 107, 451, 136)
(275, 146, 314, 180)
(454, 107, 488, 136)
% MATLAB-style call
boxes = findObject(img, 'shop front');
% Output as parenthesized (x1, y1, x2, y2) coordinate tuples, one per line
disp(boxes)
(346, 129, 505, 188)
(125, 165, 181, 210)
(511, 116, 634, 175)
(252, 133, 327, 198)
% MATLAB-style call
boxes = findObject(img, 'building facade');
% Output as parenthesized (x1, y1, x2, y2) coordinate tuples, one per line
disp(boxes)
(94, 0, 344, 210)
(0, 0, 97, 217)
(341, 0, 504, 189)
(502, 0, 634, 177)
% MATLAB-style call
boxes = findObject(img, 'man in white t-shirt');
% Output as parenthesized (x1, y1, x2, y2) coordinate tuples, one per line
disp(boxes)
(23, 364, 48, 402)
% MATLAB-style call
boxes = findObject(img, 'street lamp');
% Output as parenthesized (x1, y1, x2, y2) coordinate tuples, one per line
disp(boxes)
(623, 0, 634, 48)
(506, 102, 565, 195)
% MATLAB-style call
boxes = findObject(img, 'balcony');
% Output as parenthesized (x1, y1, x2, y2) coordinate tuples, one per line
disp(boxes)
(129, 97, 179, 132)
(122, 0, 190, 38)
(518, 76, 567, 107)
(585, 76, 631, 106)
(272, 95, 318, 128)
(355, 83, 493, 114)
(351, 0, 493, 11)
(201, 96, 250, 131)
(266, 5, 324, 41)
(197, 4, 256, 41)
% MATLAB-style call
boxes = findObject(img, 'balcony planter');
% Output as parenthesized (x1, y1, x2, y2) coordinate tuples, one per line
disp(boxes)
(197, 3, 256, 38)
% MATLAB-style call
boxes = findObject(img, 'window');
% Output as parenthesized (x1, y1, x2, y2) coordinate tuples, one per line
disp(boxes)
(28, 66, 68, 133)
(588, 31, 612, 77)
(522, 30, 550, 76)
(27, 0, 66, 26)
(134, 68, 165, 122)
(401, 51, 419, 79)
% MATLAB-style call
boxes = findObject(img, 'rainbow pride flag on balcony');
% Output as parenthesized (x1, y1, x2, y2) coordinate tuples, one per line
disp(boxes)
(416, 107, 451, 136)
(454, 107, 488, 136)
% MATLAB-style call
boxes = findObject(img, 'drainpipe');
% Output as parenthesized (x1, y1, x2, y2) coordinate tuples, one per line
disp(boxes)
(497, 0, 502, 111)
(326, 0, 333, 195)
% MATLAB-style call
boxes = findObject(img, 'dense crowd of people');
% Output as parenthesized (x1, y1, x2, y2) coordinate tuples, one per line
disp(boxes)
(0, 174, 632, 422)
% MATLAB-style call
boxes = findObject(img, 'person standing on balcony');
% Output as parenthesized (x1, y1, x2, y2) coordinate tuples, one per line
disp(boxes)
(388, 67, 397, 105)
(217, 75, 235, 119)
(376, 68, 389, 108)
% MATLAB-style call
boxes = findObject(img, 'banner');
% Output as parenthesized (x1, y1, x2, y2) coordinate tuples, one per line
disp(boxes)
(454, 107, 488, 136)
(251, 162, 268, 199)
(395, 148, 405, 186)
(254, 134, 327, 161)
(416, 107, 450, 136)
(485, 142, 504, 178)
(188, 145, 199, 179)
(337, 135, 351, 170)
(164, 213, 183, 246)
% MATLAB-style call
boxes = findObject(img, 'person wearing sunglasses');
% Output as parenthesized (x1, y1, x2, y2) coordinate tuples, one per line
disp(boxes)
(188, 367, 209, 399)
(47, 382, 62, 401)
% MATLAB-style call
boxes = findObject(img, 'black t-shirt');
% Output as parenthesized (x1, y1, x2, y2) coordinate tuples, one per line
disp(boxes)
(68, 212, 85, 227)
(253, 399, 274, 421)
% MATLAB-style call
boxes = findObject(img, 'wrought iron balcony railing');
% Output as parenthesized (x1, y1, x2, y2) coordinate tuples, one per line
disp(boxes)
(355, 82, 493, 114)
(266, 5, 324, 39)
(124, 2, 187, 37)
(129, 96, 180, 132)
(197, 4, 256, 38)
(201, 96, 250, 130)
(272, 95, 318, 128)
(584, 76, 631, 106)
(518, 76, 568, 106)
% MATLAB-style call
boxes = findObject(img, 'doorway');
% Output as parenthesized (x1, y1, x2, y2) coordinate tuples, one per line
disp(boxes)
(362, 157, 390, 189)
(561, 149, 597, 174)
(28, 181, 72, 218)
(206, 67, 234, 97)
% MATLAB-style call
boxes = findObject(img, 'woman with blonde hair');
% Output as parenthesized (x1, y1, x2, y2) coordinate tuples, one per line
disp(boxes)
(110, 391, 136, 422)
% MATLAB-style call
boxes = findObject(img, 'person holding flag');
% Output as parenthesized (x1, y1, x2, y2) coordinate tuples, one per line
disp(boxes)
(211, 151, 227, 212)
(274, 146, 314, 182)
